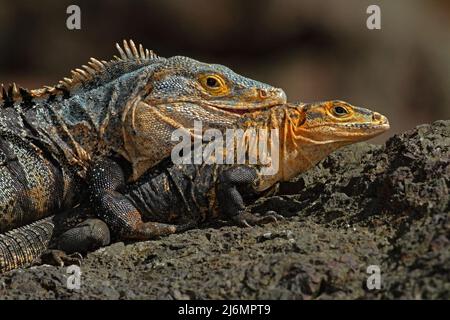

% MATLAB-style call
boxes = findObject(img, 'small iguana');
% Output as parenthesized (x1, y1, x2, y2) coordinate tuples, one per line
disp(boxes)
(0, 40, 286, 237)
(0, 100, 389, 272)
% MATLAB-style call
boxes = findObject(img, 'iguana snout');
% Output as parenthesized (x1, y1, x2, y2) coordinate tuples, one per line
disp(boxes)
(143, 56, 287, 113)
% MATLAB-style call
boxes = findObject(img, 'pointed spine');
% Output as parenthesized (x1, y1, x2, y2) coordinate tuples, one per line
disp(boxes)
(16, 40, 159, 101)
(1, 83, 26, 107)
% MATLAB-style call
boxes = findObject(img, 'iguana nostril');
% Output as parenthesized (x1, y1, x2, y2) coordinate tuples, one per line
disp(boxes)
(373, 112, 382, 121)
(258, 89, 287, 102)
(258, 89, 268, 98)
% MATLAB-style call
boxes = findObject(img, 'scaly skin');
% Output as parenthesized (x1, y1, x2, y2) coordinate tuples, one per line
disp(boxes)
(0, 40, 286, 234)
(0, 100, 389, 273)
(122, 100, 390, 227)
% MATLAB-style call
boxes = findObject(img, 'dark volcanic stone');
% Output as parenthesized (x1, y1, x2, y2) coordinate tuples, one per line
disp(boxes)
(0, 121, 448, 299)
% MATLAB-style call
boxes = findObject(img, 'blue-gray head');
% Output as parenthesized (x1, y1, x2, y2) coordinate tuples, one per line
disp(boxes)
(143, 55, 287, 113)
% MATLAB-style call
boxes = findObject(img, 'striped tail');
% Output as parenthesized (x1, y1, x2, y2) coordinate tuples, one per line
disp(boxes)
(0, 217, 55, 273)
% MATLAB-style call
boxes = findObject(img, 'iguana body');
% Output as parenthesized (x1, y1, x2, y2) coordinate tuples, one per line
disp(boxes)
(0, 40, 286, 235)
(0, 100, 389, 273)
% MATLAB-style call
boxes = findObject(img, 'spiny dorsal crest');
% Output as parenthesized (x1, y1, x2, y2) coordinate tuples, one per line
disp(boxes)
(0, 40, 159, 105)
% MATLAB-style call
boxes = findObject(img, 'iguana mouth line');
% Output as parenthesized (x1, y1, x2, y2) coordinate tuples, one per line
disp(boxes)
(210, 103, 284, 115)
(148, 98, 283, 115)
(214, 106, 268, 115)
(307, 122, 390, 130)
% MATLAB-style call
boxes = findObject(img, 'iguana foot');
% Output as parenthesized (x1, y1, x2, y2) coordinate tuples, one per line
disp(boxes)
(56, 218, 111, 254)
(264, 210, 285, 221)
(233, 210, 283, 227)
(39, 250, 83, 267)
(35, 218, 110, 268)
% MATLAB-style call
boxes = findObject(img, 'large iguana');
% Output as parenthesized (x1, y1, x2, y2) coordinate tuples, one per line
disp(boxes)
(0, 40, 286, 238)
(0, 100, 389, 272)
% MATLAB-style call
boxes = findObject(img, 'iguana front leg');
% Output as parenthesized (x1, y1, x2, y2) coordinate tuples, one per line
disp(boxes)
(217, 165, 283, 227)
(87, 158, 186, 240)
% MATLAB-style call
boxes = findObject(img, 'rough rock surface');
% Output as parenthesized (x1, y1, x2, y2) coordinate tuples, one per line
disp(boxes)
(0, 120, 448, 299)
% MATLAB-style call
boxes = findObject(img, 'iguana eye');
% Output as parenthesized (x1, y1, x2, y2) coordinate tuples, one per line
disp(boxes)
(206, 77, 219, 88)
(198, 74, 229, 95)
(333, 106, 349, 116)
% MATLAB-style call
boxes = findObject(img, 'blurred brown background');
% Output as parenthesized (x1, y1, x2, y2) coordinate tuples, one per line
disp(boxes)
(0, 0, 449, 143)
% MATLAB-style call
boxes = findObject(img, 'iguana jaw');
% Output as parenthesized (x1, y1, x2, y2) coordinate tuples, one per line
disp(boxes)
(207, 99, 285, 115)
(306, 115, 390, 142)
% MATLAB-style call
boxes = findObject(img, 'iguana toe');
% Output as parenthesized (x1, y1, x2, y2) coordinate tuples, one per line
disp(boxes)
(39, 250, 83, 267)
(233, 211, 280, 227)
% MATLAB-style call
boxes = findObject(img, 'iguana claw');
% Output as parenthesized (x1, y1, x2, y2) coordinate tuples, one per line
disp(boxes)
(40, 250, 83, 267)
(233, 210, 282, 227)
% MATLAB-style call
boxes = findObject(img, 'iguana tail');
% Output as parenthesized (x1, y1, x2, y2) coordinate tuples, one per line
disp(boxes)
(0, 213, 110, 273)
(0, 217, 54, 273)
